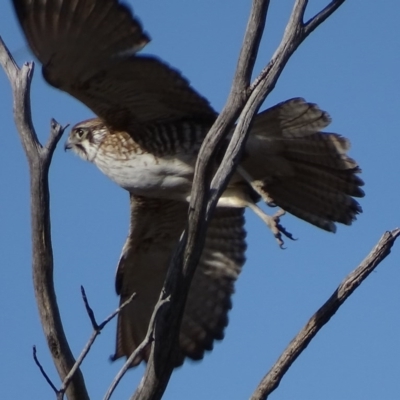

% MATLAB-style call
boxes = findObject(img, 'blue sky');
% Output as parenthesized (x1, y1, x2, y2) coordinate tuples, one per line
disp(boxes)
(0, 1, 399, 399)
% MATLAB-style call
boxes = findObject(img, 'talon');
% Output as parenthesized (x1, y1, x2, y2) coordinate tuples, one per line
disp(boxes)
(248, 204, 295, 248)
(272, 210, 296, 242)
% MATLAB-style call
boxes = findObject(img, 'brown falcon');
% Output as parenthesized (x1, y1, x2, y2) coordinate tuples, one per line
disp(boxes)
(13, 0, 364, 366)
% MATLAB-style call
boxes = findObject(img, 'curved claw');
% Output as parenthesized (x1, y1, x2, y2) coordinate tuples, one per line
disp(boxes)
(248, 205, 296, 248)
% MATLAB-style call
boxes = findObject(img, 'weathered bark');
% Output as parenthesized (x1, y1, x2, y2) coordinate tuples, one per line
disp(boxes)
(128, 1, 351, 400)
(0, 38, 89, 400)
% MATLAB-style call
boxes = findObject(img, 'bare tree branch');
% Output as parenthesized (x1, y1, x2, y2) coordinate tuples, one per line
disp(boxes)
(304, 0, 346, 35)
(232, 0, 271, 91)
(81, 285, 100, 330)
(250, 228, 400, 400)
(0, 36, 89, 400)
(251, 0, 346, 92)
(30, 286, 135, 399)
(105, 297, 170, 400)
(59, 289, 136, 398)
(130, 1, 348, 399)
(32, 346, 59, 397)
(130, 2, 271, 399)
(207, 0, 347, 225)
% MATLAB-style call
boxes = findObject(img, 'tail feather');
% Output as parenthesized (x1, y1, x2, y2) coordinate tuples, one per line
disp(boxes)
(240, 98, 364, 232)
(284, 133, 357, 169)
(292, 162, 364, 197)
(251, 97, 331, 138)
(264, 196, 337, 232)
(264, 179, 362, 227)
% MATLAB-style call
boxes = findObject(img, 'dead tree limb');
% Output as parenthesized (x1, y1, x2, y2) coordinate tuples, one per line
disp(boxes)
(250, 228, 400, 400)
(32, 346, 59, 398)
(59, 289, 136, 398)
(0, 37, 89, 400)
(30, 285, 135, 399)
(131, 1, 347, 400)
(104, 297, 170, 400)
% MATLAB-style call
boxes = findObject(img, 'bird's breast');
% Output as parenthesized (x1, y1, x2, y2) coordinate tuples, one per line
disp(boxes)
(94, 150, 195, 201)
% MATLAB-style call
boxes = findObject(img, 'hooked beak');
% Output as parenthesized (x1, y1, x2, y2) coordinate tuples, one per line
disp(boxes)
(64, 137, 73, 152)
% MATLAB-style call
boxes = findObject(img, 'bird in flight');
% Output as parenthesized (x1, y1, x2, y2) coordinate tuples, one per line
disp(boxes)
(12, 0, 364, 367)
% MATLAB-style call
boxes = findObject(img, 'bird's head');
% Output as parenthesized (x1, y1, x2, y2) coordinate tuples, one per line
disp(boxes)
(65, 119, 109, 162)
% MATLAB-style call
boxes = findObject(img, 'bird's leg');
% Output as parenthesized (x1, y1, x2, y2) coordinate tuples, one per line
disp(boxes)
(237, 166, 295, 248)
(247, 203, 294, 248)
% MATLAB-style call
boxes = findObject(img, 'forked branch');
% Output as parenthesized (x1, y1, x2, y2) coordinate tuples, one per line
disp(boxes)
(28, 286, 135, 399)
(0, 37, 88, 400)
(59, 289, 136, 398)
(104, 297, 170, 400)
(131, 1, 348, 400)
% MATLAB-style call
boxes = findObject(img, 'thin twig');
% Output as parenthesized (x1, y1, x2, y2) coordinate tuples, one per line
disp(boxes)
(32, 346, 59, 396)
(250, 229, 400, 400)
(59, 291, 137, 397)
(98, 292, 137, 330)
(105, 297, 170, 400)
(81, 286, 99, 330)
(251, 0, 346, 92)
(304, 0, 346, 35)
(43, 119, 69, 155)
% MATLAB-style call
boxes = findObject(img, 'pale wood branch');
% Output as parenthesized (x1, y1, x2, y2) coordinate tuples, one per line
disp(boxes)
(304, 0, 346, 35)
(30, 286, 135, 399)
(59, 289, 136, 398)
(130, 1, 347, 399)
(250, 229, 400, 400)
(104, 297, 170, 400)
(0, 36, 89, 400)
(130, 2, 270, 399)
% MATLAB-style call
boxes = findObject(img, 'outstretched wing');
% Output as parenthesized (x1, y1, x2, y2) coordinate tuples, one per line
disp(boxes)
(12, 0, 217, 128)
(114, 195, 246, 366)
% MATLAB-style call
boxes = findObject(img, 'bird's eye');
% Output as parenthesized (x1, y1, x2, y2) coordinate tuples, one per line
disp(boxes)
(75, 128, 85, 138)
